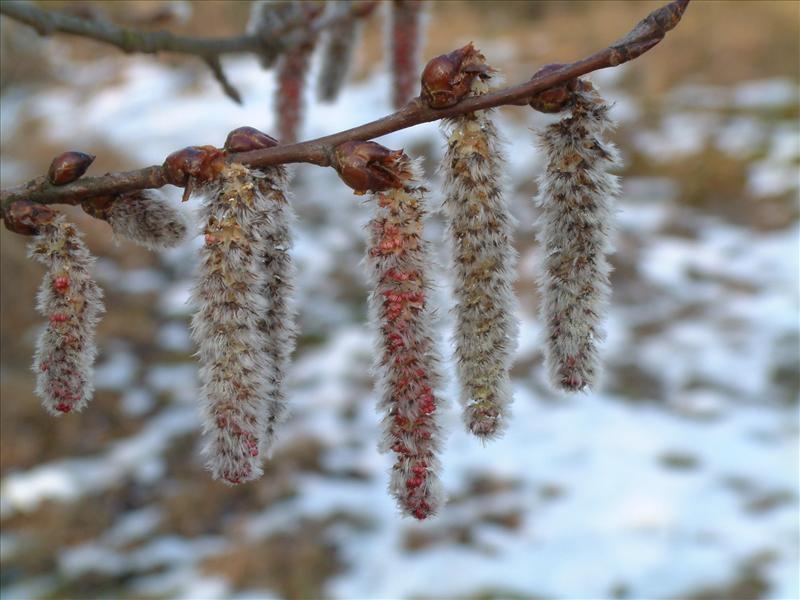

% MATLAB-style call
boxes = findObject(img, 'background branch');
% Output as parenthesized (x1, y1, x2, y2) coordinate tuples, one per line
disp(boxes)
(0, 0, 376, 102)
(0, 0, 689, 215)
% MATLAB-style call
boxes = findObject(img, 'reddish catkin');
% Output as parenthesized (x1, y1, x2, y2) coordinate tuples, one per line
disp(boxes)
(535, 88, 621, 392)
(441, 71, 519, 439)
(191, 163, 277, 484)
(366, 155, 445, 519)
(388, 0, 424, 109)
(317, 1, 362, 103)
(29, 215, 104, 415)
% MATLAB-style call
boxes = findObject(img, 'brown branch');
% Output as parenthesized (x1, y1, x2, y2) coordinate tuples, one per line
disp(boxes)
(0, 0, 376, 101)
(0, 0, 690, 215)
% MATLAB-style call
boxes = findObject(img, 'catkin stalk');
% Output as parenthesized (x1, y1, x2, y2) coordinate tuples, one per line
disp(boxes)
(366, 156, 445, 519)
(30, 215, 104, 415)
(535, 89, 620, 392)
(441, 74, 519, 439)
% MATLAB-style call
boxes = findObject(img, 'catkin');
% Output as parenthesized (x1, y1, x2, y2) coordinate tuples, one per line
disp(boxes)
(29, 215, 104, 415)
(253, 165, 298, 453)
(366, 156, 445, 519)
(535, 88, 620, 392)
(441, 74, 519, 439)
(105, 190, 188, 250)
(388, 0, 424, 109)
(192, 164, 276, 484)
(317, 1, 362, 102)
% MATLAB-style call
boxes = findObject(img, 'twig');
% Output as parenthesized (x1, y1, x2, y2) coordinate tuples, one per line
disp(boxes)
(0, 0, 376, 101)
(0, 0, 690, 214)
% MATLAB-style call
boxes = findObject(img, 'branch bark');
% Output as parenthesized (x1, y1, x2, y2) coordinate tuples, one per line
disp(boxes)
(0, 0, 690, 215)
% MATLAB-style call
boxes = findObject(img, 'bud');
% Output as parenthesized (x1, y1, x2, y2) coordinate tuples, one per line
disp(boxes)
(224, 126, 279, 153)
(47, 151, 95, 186)
(3, 201, 57, 236)
(332, 141, 406, 193)
(420, 43, 489, 109)
(29, 215, 104, 415)
(365, 153, 446, 519)
(440, 55, 519, 439)
(162, 145, 225, 187)
(528, 64, 590, 113)
(534, 88, 620, 392)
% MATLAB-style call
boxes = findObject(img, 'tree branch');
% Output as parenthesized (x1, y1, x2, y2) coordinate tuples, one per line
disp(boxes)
(0, 0, 690, 214)
(0, 0, 376, 100)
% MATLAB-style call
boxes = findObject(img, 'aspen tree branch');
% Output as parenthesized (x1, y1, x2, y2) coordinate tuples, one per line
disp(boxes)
(0, 0, 690, 216)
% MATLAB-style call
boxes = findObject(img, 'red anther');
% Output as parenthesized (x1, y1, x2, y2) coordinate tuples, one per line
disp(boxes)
(406, 476, 422, 488)
(53, 276, 70, 293)
(55, 403, 72, 413)
(50, 313, 69, 324)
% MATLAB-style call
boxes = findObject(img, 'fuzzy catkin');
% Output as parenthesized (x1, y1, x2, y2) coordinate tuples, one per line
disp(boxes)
(366, 156, 445, 520)
(317, 1, 361, 102)
(253, 165, 298, 452)
(192, 164, 277, 484)
(29, 215, 104, 415)
(441, 76, 519, 439)
(105, 190, 188, 250)
(388, 0, 424, 109)
(535, 89, 620, 392)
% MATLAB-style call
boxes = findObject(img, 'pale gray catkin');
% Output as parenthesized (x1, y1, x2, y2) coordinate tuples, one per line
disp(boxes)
(105, 189, 188, 250)
(191, 164, 275, 484)
(534, 88, 621, 393)
(441, 73, 519, 439)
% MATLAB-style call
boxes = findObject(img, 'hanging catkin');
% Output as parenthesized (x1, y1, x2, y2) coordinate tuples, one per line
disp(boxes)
(102, 190, 188, 250)
(29, 215, 104, 415)
(388, 0, 424, 109)
(317, 1, 362, 102)
(535, 86, 620, 392)
(192, 164, 276, 484)
(441, 64, 519, 439)
(366, 155, 445, 520)
(253, 165, 298, 453)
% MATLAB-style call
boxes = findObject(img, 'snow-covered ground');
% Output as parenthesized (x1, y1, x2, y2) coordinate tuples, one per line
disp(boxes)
(1, 35, 798, 600)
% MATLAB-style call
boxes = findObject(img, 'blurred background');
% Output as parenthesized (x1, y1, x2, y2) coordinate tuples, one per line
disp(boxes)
(1, 1, 798, 599)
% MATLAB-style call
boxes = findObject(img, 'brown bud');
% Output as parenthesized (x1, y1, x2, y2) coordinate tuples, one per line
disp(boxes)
(420, 43, 489, 109)
(80, 195, 116, 220)
(162, 145, 225, 187)
(333, 141, 406, 193)
(528, 64, 591, 113)
(224, 127, 279, 154)
(3, 201, 57, 236)
(48, 151, 95, 186)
